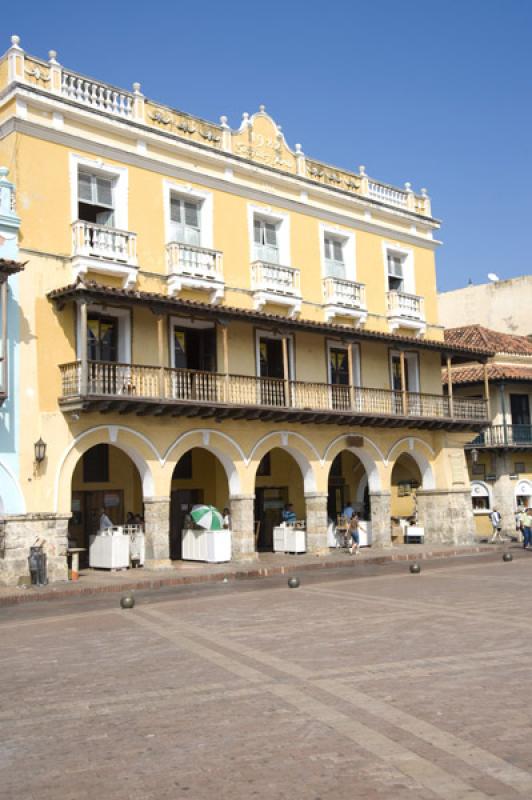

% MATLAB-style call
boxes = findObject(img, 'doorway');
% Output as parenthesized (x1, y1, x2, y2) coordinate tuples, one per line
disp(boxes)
(170, 489, 203, 559)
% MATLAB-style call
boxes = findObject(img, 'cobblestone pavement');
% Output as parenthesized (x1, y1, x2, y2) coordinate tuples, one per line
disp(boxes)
(2, 553, 532, 799)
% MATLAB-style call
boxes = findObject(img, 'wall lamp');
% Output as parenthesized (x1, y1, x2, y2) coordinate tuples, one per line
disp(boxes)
(34, 437, 47, 464)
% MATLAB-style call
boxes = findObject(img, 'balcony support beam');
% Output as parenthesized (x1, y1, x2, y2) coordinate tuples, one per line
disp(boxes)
(483, 362, 491, 419)
(78, 300, 88, 396)
(446, 355, 454, 418)
(282, 336, 290, 406)
(399, 350, 407, 416)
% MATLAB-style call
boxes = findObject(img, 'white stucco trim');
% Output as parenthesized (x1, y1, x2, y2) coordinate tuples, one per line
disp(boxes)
(322, 433, 386, 466)
(54, 425, 162, 512)
(247, 430, 321, 467)
(247, 203, 290, 266)
(386, 436, 435, 464)
(162, 179, 214, 248)
(69, 152, 129, 229)
(162, 429, 245, 495)
(387, 438, 436, 491)
(471, 480, 492, 513)
(382, 240, 415, 294)
(319, 223, 356, 281)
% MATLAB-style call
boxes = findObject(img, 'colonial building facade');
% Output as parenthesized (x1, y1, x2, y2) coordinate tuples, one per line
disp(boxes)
(444, 325, 532, 539)
(0, 36, 489, 585)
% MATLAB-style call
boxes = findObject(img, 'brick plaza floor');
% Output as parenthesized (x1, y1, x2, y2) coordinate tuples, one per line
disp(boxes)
(2, 551, 532, 799)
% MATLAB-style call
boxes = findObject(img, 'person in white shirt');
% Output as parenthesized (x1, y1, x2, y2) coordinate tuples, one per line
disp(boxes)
(99, 508, 114, 532)
(489, 509, 502, 542)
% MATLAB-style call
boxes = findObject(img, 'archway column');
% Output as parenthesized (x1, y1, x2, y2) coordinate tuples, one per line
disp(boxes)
(305, 492, 329, 554)
(144, 496, 172, 567)
(416, 489, 475, 545)
(369, 491, 392, 546)
(230, 495, 255, 560)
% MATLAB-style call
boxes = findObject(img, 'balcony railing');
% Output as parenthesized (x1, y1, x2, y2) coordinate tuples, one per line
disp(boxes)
(469, 425, 532, 448)
(166, 242, 223, 282)
(368, 181, 408, 209)
(386, 291, 425, 319)
(251, 261, 301, 296)
(62, 71, 134, 117)
(72, 221, 137, 264)
(323, 277, 366, 308)
(59, 361, 488, 423)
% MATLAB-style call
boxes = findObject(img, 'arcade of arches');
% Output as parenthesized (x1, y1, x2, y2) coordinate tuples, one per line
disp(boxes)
(64, 428, 477, 567)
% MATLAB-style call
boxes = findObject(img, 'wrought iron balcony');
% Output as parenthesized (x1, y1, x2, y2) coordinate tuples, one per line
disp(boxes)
(59, 361, 488, 430)
(468, 425, 532, 449)
(166, 242, 224, 303)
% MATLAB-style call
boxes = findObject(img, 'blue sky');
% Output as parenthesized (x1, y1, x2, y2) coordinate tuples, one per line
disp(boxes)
(5, 0, 531, 291)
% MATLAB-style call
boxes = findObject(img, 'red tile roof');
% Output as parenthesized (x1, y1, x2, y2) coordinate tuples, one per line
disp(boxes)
(47, 279, 493, 358)
(444, 364, 532, 385)
(444, 325, 532, 356)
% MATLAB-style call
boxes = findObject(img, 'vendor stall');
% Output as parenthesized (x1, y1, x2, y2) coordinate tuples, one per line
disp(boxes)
(89, 526, 130, 569)
(181, 528, 231, 562)
(273, 523, 306, 553)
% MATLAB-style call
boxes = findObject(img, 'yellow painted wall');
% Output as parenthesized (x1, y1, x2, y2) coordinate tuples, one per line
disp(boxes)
(171, 448, 229, 511)
(255, 448, 305, 519)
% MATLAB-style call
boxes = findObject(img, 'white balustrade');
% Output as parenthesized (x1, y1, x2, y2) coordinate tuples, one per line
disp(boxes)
(386, 291, 424, 319)
(368, 180, 408, 209)
(166, 242, 223, 281)
(72, 221, 137, 264)
(251, 261, 301, 296)
(323, 277, 366, 308)
(62, 71, 133, 117)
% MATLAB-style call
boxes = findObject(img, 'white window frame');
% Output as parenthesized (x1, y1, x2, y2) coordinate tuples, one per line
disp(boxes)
(319, 224, 356, 281)
(255, 329, 295, 380)
(248, 204, 290, 266)
(389, 350, 420, 393)
(69, 154, 128, 230)
(326, 340, 360, 386)
(163, 181, 213, 249)
(382, 242, 415, 294)
(76, 303, 131, 364)
(471, 480, 492, 514)
(169, 316, 216, 369)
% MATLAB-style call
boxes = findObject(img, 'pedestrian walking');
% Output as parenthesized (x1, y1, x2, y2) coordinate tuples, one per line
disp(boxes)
(489, 508, 503, 543)
(342, 501, 354, 521)
(519, 507, 532, 549)
(349, 513, 360, 555)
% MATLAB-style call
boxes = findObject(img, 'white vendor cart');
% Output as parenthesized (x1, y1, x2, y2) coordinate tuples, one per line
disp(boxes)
(181, 528, 232, 563)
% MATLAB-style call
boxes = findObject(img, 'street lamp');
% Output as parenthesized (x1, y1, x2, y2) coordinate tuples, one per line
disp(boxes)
(471, 447, 479, 464)
(34, 437, 47, 464)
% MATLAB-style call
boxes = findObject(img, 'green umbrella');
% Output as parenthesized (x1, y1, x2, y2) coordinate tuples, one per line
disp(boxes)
(190, 504, 224, 531)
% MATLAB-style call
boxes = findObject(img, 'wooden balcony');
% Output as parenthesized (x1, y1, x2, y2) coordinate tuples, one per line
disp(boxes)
(59, 361, 488, 430)
(468, 425, 532, 449)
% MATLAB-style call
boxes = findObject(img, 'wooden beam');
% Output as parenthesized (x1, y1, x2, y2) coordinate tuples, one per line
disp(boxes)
(483, 362, 491, 418)
(446, 355, 454, 417)
(79, 300, 88, 396)
(399, 350, 407, 416)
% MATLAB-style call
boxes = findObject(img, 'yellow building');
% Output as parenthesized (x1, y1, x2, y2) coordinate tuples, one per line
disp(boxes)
(0, 35, 490, 585)
(444, 325, 532, 539)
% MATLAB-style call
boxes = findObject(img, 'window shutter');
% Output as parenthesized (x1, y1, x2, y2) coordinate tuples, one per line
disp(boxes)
(253, 218, 262, 244)
(95, 177, 113, 207)
(184, 200, 199, 227)
(170, 198, 182, 223)
(333, 240, 343, 262)
(265, 222, 277, 246)
(78, 172, 93, 202)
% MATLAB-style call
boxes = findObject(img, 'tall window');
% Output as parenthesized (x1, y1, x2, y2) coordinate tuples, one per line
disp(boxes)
(253, 218, 279, 263)
(387, 253, 405, 291)
(170, 196, 201, 246)
(324, 236, 345, 278)
(78, 171, 115, 226)
(87, 315, 119, 362)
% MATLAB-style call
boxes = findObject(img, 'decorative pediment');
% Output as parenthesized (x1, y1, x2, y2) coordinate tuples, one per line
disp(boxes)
(231, 107, 299, 173)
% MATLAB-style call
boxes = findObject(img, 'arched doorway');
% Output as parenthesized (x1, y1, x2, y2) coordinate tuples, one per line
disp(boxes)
(254, 447, 305, 551)
(169, 448, 229, 560)
(327, 450, 370, 523)
(69, 443, 143, 563)
(390, 453, 422, 538)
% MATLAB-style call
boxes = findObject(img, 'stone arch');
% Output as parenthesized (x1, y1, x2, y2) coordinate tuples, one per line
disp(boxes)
(323, 434, 383, 493)
(387, 437, 436, 490)
(55, 425, 157, 512)
(164, 429, 243, 496)
(0, 460, 25, 514)
(248, 431, 318, 493)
